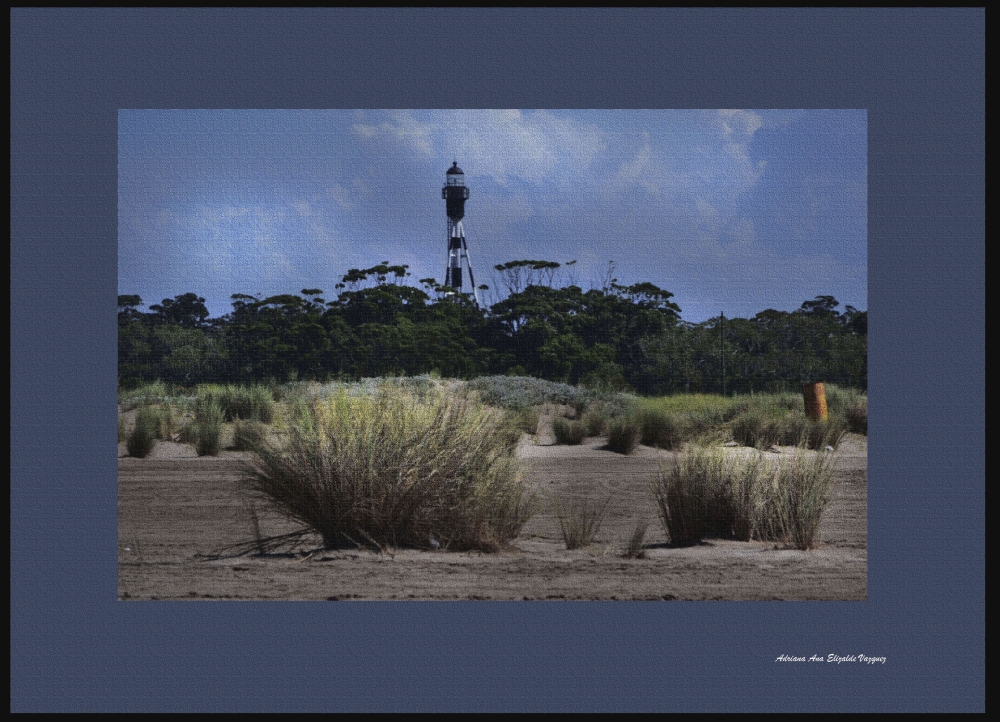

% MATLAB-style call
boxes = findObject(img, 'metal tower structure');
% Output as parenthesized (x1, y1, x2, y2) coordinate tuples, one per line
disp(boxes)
(442, 162, 480, 306)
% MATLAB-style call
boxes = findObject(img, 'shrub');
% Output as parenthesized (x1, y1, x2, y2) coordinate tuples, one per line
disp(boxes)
(769, 447, 837, 549)
(244, 388, 534, 552)
(466, 375, 587, 411)
(652, 447, 733, 546)
(726, 452, 775, 542)
(800, 419, 846, 451)
(118, 417, 127, 443)
(581, 406, 608, 437)
(554, 496, 609, 550)
(232, 419, 267, 452)
(639, 408, 681, 450)
(153, 404, 176, 440)
(203, 385, 275, 423)
(552, 417, 586, 445)
(127, 405, 158, 458)
(731, 410, 783, 449)
(653, 444, 838, 549)
(607, 416, 641, 454)
(194, 399, 224, 456)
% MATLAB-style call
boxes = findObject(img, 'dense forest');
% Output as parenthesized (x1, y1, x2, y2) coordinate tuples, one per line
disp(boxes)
(118, 260, 867, 394)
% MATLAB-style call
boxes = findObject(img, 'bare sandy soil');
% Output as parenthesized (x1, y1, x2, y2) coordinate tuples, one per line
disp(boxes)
(118, 410, 866, 601)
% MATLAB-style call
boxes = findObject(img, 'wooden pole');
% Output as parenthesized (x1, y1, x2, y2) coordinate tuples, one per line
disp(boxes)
(802, 382, 828, 421)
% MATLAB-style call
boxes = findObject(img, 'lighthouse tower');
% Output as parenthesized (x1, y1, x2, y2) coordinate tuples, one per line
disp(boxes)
(442, 162, 479, 305)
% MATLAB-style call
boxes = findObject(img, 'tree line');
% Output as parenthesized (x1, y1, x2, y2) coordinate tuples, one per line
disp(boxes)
(119, 260, 867, 394)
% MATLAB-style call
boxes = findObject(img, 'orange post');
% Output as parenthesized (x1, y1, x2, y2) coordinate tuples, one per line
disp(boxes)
(802, 382, 828, 422)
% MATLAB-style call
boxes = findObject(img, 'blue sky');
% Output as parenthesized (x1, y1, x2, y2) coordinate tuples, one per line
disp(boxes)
(118, 109, 866, 323)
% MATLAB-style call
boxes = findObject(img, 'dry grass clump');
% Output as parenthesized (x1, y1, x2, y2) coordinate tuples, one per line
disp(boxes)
(845, 396, 867, 435)
(652, 446, 733, 546)
(638, 407, 682, 450)
(653, 444, 837, 549)
(623, 519, 650, 559)
(606, 415, 641, 454)
(730, 407, 845, 451)
(231, 419, 268, 452)
(768, 449, 838, 549)
(244, 388, 533, 552)
(554, 496, 610, 550)
(552, 417, 587, 445)
(514, 405, 541, 435)
(126, 405, 159, 458)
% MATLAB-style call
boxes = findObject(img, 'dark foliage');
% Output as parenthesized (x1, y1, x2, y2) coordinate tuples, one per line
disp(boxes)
(119, 264, 866, 393)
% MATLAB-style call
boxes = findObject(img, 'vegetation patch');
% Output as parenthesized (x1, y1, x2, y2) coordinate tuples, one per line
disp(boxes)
(127, 405, 159, 458)
(552, 417, 587, 445)
(243, 388, 534, 552)
(606, 415, 641, 455)
(653, 444, 838, 549)
(554, 496, 610, 550)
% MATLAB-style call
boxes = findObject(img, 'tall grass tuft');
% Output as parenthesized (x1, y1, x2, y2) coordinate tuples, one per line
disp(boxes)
(244, 388, 534, 552)
(552, 417, 586, 445)
(652, 447, 733, 546)
(653, 444, 838, 549)
(554, 496, 610, 550)
(232, 419, 267, 452)
(581, 406, 608, 437)
(118, 416, 128, 444)
(638, 407, 681, 450)
(769, 447, 837, 549)
(606, 415, 641, 454)
(514, 405, 541, 435)
(194, 399, 224, 456)
(127, 405, 159, 458)
(623, 519, 650, 559)
(846, 396, 867, 435)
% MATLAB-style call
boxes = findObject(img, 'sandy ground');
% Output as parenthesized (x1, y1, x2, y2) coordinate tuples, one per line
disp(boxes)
(118, 409, 867, 601)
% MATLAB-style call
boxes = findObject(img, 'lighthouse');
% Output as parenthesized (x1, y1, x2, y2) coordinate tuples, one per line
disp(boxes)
(442, 162, 480, 306)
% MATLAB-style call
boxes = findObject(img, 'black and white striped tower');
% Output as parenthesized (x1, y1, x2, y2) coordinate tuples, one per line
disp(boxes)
(442, 162, 480, 306)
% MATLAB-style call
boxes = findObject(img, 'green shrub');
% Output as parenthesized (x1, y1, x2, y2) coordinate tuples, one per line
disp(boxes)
(553, 417, 586, 445)
(118, 416, 128, 443)
(232, 419, 267, 452)
(244, 388, 534, 552)
(639, 408, 681, 450)
(731, 410, 783, 449)
(127, 406, 159, 458)
(606, 416, 641, 455)
(152, 404, 176, 441)
(554, 496, 609, 550)
(581, 406, 607, 437)
(202, 385, 275, 423)
(194, 399, 224, 456)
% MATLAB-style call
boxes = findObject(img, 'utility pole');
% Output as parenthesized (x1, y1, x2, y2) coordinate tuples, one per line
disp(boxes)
(720, 311, 726, 396)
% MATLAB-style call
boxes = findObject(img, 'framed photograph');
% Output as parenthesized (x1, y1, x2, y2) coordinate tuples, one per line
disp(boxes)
(12, 8, 983, 712)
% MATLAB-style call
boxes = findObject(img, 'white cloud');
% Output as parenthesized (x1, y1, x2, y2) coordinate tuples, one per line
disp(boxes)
(352, 109, 436, 158)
